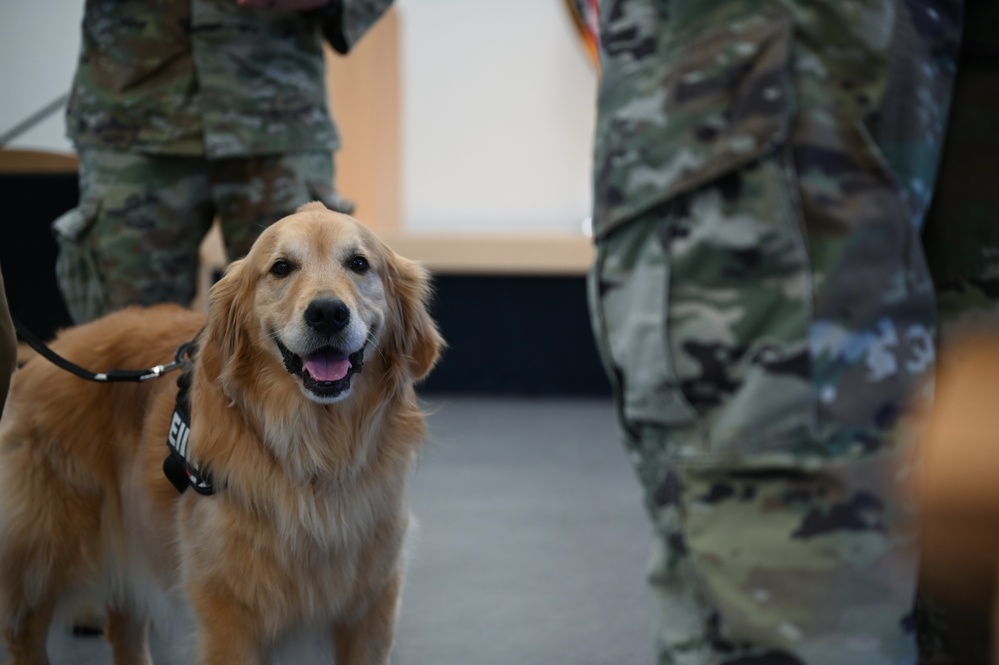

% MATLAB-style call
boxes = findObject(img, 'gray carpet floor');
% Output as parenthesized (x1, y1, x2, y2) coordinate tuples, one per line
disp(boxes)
(6, 397, 656, 664)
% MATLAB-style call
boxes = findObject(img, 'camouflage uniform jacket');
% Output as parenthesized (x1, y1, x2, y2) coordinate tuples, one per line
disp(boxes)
(67, 0, 392, 158)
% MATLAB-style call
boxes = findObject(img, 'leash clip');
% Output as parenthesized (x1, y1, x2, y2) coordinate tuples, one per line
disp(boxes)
(140, 360, 181, 381)
(143, 340, 197, 381)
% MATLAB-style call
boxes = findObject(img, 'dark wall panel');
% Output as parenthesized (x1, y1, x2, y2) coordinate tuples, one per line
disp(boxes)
(420, 274, 611, 397)
(1, 173, 77, 341)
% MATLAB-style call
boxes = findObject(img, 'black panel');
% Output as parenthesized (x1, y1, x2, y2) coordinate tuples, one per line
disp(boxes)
(0, 172, 77, 341)
(420, 274, 611, 396)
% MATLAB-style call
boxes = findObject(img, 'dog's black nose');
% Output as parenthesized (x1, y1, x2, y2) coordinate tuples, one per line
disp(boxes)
(304, 298, 351, 333)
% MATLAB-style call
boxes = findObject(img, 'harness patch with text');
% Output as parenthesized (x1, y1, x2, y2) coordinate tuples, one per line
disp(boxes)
(163, 369, 215, 496)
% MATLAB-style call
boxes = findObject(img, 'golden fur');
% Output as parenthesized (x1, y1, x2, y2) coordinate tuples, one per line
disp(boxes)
(0, 203, 443, 664)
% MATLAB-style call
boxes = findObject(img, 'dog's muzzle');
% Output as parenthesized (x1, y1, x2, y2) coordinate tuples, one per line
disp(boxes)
(275, 338, 365, 400)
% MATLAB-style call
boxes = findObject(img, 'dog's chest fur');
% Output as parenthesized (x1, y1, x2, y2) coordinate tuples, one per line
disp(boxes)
(168, 395, 412, 626)
(180, 476, 406, 624)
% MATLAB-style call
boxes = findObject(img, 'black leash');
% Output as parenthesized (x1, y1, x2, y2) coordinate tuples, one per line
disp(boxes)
(13, 317, 192, 383)
(13, 316, 213, 494)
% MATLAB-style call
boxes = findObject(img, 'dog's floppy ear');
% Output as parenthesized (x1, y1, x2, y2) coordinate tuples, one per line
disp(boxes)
(205, 256, 254, 385)
(383, 250, 444, 382)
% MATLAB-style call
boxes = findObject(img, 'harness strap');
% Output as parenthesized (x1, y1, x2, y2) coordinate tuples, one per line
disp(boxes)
(163, 366, 216, 496)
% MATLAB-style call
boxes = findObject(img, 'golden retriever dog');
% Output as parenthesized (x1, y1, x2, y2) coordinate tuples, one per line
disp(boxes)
(0, 203, 443, 665)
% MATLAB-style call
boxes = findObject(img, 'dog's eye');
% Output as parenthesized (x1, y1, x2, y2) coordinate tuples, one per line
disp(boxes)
(270, 260, 293, 277)
(349, 256, 370, 274)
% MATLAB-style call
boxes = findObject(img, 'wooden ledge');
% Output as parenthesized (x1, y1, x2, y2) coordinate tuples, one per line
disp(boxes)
(381, 232, 595, 276)
(0, 149, 78, 174)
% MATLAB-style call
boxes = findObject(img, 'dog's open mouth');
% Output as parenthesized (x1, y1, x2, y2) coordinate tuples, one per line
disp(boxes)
(275, 339, 365, 399)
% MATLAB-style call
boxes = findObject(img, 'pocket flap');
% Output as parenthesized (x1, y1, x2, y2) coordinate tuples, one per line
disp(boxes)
(593, 10, 794, 239)
(307, 180, 355, 216)
(51, 198, 100, 242)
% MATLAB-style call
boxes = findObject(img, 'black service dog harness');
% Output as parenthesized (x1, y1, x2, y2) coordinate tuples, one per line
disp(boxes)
(163, 347, 216, 496)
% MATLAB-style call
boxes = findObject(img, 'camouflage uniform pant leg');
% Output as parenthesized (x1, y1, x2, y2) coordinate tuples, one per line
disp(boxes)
(210, 151, 350, 261)
(52, 149, 216, 323)
(908, 8, 999, 658)
(934, 265, 999, 342)
(589, 1, 963, 662)
(590, 198, 925, 665)
(921, 0, 999, 342)
(640, 457, 922, 665)
(927, 5, 999, 337)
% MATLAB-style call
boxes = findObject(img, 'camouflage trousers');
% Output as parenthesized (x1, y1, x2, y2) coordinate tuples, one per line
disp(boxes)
(52, 149, 352, 324)
(590, 218, 999, 665)
(584, 0, 999, 662)
(590, 201, 930, 665)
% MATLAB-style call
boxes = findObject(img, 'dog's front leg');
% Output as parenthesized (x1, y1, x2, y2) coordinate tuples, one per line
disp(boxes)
(189, 587, 265, 665)
(332, 569, 401, 665)
(3, 596, 56, 665)
(105, 609, 153, 665)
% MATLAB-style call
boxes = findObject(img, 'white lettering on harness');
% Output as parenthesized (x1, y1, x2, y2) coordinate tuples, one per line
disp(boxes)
(169, 411, 190, 457)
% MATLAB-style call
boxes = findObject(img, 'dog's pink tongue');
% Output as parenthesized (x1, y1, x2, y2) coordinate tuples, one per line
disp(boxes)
(303, 352, 350, 382)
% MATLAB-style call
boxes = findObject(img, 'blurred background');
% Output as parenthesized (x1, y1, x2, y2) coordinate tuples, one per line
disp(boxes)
(6, 3, 998, 664)
(0, 0, 610, 397)
(0, 7, 651, 664)
(0, 1, 597, 237)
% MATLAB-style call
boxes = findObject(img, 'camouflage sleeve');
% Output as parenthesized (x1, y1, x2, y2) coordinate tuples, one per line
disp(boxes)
(317, 0, 394, 54)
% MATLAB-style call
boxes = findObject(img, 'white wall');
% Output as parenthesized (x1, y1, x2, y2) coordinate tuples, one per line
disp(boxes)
(0, 4, 83, 152)
(0, 2, 598, 235)
(396, 0, 597, 234)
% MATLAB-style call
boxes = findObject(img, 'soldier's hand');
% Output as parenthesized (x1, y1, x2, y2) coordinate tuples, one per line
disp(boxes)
(237, 0, 330, 10)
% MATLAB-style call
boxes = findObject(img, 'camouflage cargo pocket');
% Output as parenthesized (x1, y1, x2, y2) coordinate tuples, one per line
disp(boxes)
(307, 179, 355, 216)
(51, 198, 109, 324)
(299, 151, 353, 215)
(592, 8, 794, 240)
(590, 13, 818, 461)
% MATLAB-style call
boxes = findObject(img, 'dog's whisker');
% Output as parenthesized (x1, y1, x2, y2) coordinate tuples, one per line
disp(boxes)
(370, 345, 388, 363)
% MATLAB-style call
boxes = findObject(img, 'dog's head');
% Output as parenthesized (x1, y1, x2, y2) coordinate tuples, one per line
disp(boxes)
(205, 203, 443, 406)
